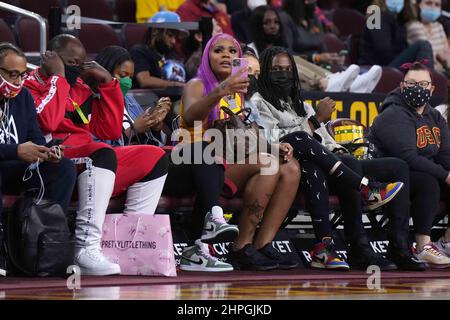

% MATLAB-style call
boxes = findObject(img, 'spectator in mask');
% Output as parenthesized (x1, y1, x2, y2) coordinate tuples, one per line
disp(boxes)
(369, 61, 450, 267)
(407, 0, 450, 72)
(95, 46, 169, 147)
(249, 6, 382, 93)
(130, 11, 186, 89)
(0, 43, 77, 276)
(24, 34, 169, 276)
(359, 0, 434, 69)
(251, 46, 423, 271)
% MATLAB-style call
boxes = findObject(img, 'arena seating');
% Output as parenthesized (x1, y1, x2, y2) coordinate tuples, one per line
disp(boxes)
(115, 0, 136, 23)
(19, 0, 62, 19)
(66, 0, 114, 20)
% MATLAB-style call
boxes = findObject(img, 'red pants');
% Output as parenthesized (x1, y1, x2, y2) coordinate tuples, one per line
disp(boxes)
(65, 142, 165, 197)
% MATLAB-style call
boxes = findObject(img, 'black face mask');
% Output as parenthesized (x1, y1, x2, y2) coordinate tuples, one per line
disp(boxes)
(270, 70, 295, 98)
(64, 64, 82, 87)
(155, 39, 171, 55)
(401, 85, 431, 109)
(246, 74, 259, 98)
(264, 33, 280, 44)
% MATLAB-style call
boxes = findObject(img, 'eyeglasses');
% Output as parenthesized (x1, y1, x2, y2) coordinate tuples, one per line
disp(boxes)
(403, 80, 431, 89)
(0, 67, 28, 80)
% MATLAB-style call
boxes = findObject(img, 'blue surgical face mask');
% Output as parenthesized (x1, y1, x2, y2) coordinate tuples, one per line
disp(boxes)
(386, 0, 404, 14)
(421, 7, 441, 23)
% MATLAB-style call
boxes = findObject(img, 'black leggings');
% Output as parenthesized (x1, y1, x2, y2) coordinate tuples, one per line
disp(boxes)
(281, 131, 365, 240)
(334, 155, 411, 250)
(163, 142, 224, 243)
(410, 171, 450, 236)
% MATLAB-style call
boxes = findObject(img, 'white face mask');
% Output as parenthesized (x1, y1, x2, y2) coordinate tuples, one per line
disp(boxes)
(248, 0, 267, 10)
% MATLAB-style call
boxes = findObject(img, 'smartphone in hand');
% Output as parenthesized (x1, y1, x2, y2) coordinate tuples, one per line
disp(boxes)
(232, 58, 249, 79)
(45, 133, 71, 148)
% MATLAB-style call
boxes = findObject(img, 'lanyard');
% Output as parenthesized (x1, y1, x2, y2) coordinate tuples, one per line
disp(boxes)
(69, 96, 89, 124)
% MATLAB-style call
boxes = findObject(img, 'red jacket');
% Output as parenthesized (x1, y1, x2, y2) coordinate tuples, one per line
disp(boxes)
(176, 0, 234, 36)
(24, 69, 124, 148)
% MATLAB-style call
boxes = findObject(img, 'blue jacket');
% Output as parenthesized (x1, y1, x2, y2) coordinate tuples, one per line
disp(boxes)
(0, 88, 45, 161)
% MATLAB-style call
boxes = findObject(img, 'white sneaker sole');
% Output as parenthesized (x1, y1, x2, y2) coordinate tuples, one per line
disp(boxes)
(180, 264, 234, 272)
(0, 268, 5, 276)
(78, 265, 121, 276)
(201, 226, 239, 243)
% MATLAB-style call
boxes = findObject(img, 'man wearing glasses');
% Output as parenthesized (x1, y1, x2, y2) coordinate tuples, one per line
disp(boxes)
(369, 61, 450, 268)
(0, 43, 77, 276)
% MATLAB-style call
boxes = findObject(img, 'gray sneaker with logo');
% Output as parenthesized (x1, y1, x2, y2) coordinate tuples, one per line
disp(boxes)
(180, 239, 234, 272)
(201, 206, 239, 243)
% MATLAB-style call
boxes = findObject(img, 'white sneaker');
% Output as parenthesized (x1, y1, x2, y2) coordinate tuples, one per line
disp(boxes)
(349, 65, 383, 93)
(434, 237, 450, 257)
(414, 244, 450, 269)
(75, 248, 121, 276)
(201, 206, 239, 243)
(180, 239, 233, 272)
(326, 64, 360, 92)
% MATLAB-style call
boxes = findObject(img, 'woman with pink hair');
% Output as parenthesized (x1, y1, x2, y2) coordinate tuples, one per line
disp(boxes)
(180, 33, 301, 271)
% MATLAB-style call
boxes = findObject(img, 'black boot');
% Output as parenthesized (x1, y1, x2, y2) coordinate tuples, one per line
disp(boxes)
(386, 247, 426, 271)
(347, 242, 397, 271)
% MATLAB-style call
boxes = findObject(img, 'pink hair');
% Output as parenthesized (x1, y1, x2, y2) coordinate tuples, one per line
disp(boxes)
(196, 33, 242, 125)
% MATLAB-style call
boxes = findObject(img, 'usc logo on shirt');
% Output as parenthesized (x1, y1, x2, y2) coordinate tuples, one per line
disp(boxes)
(417, 126, 441, 148)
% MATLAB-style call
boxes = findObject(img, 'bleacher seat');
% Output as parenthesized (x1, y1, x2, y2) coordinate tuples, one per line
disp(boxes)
(122, 23, 147, 50)
(332, 8, 366, 37)
(129, 89, 159, 109)
(19, 0, 61, 19)
(0, 0, 19, 21)
(66, 0, 114, 21)
(323, 33, 346, 53)
(373, 67, 403, 94)
(78, 23, 121, 54)
(15, 17, 49, 52)
(115, 0, 136, 23)
(431, 69, 449, 103)
(348, 34, 360, 65)
(0, 18, 16, 45)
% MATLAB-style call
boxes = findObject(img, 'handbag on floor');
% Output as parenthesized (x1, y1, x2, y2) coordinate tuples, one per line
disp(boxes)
(101, 213, 177, 277)
(6, 196, 75, 277)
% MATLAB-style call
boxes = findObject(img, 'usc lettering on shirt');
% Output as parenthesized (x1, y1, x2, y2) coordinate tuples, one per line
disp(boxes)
(417, 125, 441, 148)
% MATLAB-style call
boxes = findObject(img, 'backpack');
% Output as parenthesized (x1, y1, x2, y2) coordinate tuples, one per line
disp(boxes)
(6, 196, 75, 277)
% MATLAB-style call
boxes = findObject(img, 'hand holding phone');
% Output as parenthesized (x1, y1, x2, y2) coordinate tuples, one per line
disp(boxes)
(45, 133, 71, 148)
(232, 58, 249, 79)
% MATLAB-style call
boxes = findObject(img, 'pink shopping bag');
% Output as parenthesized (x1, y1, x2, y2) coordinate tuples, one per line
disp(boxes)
(101, 213, 177, 277)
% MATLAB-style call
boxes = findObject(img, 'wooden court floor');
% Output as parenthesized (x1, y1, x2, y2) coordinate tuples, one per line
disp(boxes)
(1, 270, 450, 300)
